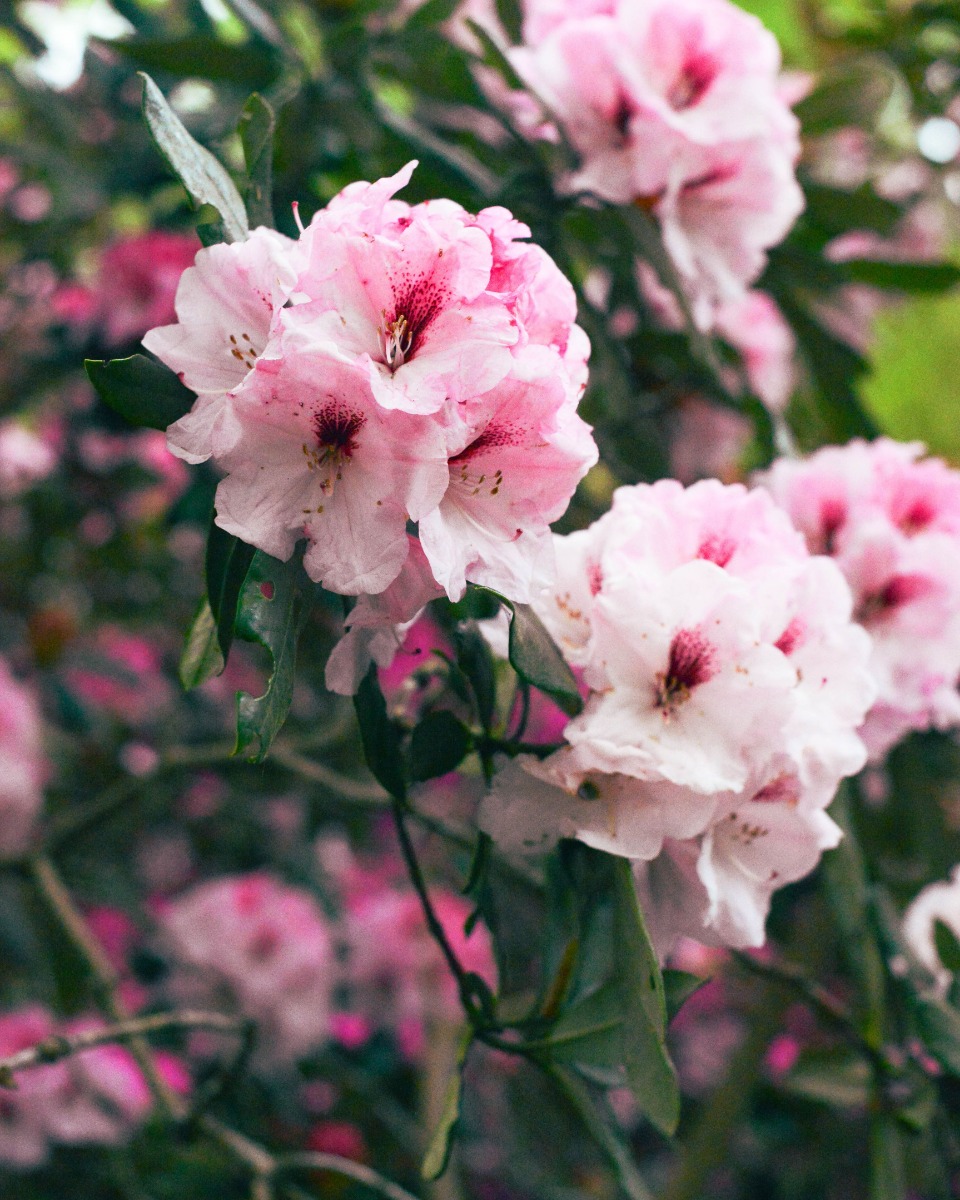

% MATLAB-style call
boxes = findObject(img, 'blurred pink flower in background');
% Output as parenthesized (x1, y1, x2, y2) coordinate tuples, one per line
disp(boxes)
(0, 657, 46, 860)
(0, 420, 57, 499)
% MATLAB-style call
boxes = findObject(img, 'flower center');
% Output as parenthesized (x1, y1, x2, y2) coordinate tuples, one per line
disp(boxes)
(655, 628, 717, 716)
(666, 52, 716, 110)
(380, 314, 413, 369)
(304, 404, 366, 486)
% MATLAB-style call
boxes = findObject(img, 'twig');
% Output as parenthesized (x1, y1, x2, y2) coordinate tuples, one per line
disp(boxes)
(275, 1152, 423, 1200)
(29, 854, 182, 1120)
(0, 1009, 246, 1087)
(270, 747, 390, 804)
(731, 950, 892, 1073)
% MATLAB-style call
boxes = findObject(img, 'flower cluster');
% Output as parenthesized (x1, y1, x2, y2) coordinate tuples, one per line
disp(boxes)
(144, 162, 596, 603)
(491, 0, 804, 325)
(758, 438, 960, 759)
(479, 479, 875, 953)
(0, 1006, 187, 1169)
(0, 657, 46, 860)
(157, 872, 335, 1070)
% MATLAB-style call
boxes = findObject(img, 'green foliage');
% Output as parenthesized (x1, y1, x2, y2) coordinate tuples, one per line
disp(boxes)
(421, 1029, 473, 1180)
(234, 551, 314, 761)
(205, 521, 257, 661)
(140, 72, 249, 242)
(408, 710, 473, 781)
(178, 600, 225, 689)
(84, 355, 194, 432)
(354, 666, 407, 801)
(500, 598, 582, 717)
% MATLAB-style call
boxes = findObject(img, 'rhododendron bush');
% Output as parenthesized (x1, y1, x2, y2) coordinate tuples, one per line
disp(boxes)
(6, 0, 960, 1198)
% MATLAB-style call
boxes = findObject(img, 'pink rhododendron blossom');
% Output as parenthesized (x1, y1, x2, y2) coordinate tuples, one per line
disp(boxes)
(902, 866, 960, 994)
(0, 420, 56, 498)
(146, 163, 594, 604)
(479, 478, 874, 952)
(0, 1007, 186, 1168)
(0, 657, 46, 860)
(758, 438, 960, 758)
(483, 0, 803, 321)
(344, 885, 497, 1055)
(158, 872, 335, 1069)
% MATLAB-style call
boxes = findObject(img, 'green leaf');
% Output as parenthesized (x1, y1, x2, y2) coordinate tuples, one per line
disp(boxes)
(140, 72, 249, 243)
(404, 0, 464, 32)
(841, 258, 960, 293)
(935, 919, 960, 974)
(612, 858, 680, 1136)
(913, 994, 960, 1077)
(421, 1029, 472, 1180)
(543, 980, 622, 1069)
(465, 19, 526, 89)
(179, 600, 224, 690)
(354, 667, 407, 801)
(454, 622, 497, 729)
(663, 969, 706, 1022)
(504, 600, 582, 717)
(781, 1051, 872, 1108)
(205, 522, 256, 661)
(85, 355, 194, 431)
(870, 1114, 907, 1200)
(408, 710, 473, 782)
(238, 92, 275, 229)
(234, 552, 313, 762)
(110, 36, 280, 88)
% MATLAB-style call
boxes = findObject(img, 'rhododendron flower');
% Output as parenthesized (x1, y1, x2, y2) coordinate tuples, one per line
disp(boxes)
(145, 162, 595, 605)
(143, 227, 304, 464)
(902, 866, 960, 994)
(479, 478, 874, 953)
(0, 419, 56, 498)
(158, 872, 335, 1070)
(758, 438, 960, 758)
(0, 657, 46, 860)
(478, 0, 803, 321)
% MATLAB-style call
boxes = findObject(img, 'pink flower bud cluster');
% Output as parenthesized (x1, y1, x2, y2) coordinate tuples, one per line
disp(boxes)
(758, 438, 960, 759)
(144, 162, 596, 605)
(902, 866, 960, 994)
(0, 657, 46, 860)
(479, 479, 875, 953)
(157, 872, 335, 1071)
(495, 0, 804, 325)
(0, 1006, 188, 1170)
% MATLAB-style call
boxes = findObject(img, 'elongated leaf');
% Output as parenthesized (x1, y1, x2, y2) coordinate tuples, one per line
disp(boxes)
(179, 600, 224, 689)
(110, 36, 280, 87)
(238, 92, 275, 229)
(543, 980, 622, 1068)
(842, 258, 960, 294)
(408, 710, 472, 782)
(612, 858, 679, 1136)
(422, 1029, 472, 1180)
(454, 622, 496, 729)
(663, 969, 706, 1022)
(504, 601, 582, 716)
(234, 552, 313, 762)
(140, 72, 249, 243)
(465, 19, 525, 89)
(205, 521, 256, 660)
(354, 667, 407, 801)
(913, 994, 960, 1077)
(85, 355, 194, 431)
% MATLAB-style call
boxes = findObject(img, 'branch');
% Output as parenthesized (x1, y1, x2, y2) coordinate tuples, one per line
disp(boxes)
(275, 1152, 423, 1200)
(0, 1010, 247, 1088)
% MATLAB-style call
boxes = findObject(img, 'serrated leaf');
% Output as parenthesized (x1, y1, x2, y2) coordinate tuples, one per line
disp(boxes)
(179, 600, 224, 690)
(205, 521, 256, 661)
(234, 552, 313, 762)
(354, 667, 407, 801)
(85, 355, 194, 431)
(408, 710, 472, 782)
(422, 1029, 472, 1180)
(502, 600, 582, 716)
(140, 72, 249, 243)
(934, 918, 960, 973)
(612, 858, 679, 1136)
(238, 92, 275, 229)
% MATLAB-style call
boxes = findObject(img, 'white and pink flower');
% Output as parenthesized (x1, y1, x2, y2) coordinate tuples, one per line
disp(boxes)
(758, 438, 960, 759)
(479, 478, 875, 953)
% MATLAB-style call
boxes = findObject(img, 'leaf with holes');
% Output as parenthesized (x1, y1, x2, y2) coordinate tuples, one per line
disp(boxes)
(140, 72, 249, 244)
(234, 552, 313, 762)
